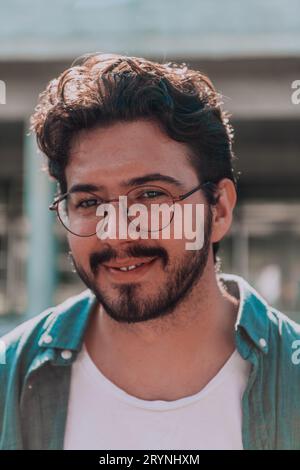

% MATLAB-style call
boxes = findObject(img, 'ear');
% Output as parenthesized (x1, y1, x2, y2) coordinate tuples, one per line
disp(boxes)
(210, 178, 237, 244)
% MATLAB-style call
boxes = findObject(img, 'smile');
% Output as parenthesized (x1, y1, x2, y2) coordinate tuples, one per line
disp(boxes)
(102, 257, 158, 280)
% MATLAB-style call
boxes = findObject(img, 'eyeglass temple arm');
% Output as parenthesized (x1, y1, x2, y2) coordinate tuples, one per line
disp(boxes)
(49, 192, 69, 210)
(176, 181, 215, 201)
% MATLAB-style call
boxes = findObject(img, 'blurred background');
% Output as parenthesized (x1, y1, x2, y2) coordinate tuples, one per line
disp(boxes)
(0, 0, 300, 334)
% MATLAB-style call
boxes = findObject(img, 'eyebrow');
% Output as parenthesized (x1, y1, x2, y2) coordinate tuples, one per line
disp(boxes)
(69, 173, 185, 193)
(68, 183, 105, 194)
(122, 173, 185, 188)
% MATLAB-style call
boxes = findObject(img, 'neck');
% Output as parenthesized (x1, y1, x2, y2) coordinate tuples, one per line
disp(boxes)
(85, 266, 240, 401)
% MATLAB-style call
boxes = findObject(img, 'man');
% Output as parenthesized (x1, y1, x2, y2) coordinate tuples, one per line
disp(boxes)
(1, 53, 300, 450)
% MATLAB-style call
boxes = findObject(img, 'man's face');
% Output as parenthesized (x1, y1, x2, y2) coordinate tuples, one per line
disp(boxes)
(66, 119, 213, 324)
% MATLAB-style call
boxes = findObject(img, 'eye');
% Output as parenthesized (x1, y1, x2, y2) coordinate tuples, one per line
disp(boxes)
(139, 189, 167, 199)
(76, 198, 101, 209)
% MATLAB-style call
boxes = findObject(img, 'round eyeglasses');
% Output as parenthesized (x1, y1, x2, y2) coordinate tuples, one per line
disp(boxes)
(49, 182, 215, 237)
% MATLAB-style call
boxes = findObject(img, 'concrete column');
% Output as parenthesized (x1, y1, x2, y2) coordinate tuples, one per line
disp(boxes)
(23, 122, 57, 318)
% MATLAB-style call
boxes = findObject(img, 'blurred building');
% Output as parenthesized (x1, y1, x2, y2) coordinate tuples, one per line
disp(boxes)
(0, 0, 300, 333)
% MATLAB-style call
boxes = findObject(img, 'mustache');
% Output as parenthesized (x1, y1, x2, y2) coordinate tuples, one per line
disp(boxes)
(89, 244, 169, 274)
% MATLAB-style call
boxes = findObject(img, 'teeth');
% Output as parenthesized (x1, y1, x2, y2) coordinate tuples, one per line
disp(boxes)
(118, 263, 143, 272)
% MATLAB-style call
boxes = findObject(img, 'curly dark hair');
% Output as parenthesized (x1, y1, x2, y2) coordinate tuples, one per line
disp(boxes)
(30, 52, 236, 263)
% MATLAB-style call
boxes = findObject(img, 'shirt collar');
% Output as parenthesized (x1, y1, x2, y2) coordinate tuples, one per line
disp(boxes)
(219, 273, 271, 355)
(38, 289, 97, 351)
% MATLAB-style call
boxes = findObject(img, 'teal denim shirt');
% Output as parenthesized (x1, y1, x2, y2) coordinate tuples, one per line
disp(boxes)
(1, 273, 300, 450)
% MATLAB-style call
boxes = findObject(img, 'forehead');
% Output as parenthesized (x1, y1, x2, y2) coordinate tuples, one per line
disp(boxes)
(66, 120, 198, 189)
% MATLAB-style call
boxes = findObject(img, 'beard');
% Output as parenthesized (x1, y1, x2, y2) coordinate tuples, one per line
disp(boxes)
(71, 208, 213, 324)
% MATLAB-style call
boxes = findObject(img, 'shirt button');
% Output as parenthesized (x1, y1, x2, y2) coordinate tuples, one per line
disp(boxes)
(61, 350, 72, 360)
(28, 384, 33, 390)
(259, 338, 267, 348)
(43, 334, 53, 344)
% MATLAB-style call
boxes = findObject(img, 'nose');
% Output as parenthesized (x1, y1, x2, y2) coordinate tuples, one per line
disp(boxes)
(95, 198, 132, 242)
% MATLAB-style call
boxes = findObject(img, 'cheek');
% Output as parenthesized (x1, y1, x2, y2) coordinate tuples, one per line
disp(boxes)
(68, 234, 95, 269)
(158, 237, 187, 261)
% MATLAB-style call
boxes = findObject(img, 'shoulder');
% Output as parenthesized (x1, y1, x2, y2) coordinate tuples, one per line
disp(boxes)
(0, 290, 94, 449)
(266, 306, 300, 364)
(268, 306, 300, 336)
(0, 289, 93, 383)
(222, 273, 300, 365)
(0, 308, 54, 377)
(0, 306, 54, 447)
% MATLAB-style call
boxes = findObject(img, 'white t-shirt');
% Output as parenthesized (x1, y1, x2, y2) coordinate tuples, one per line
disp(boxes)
(63, 344, 250, 450)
